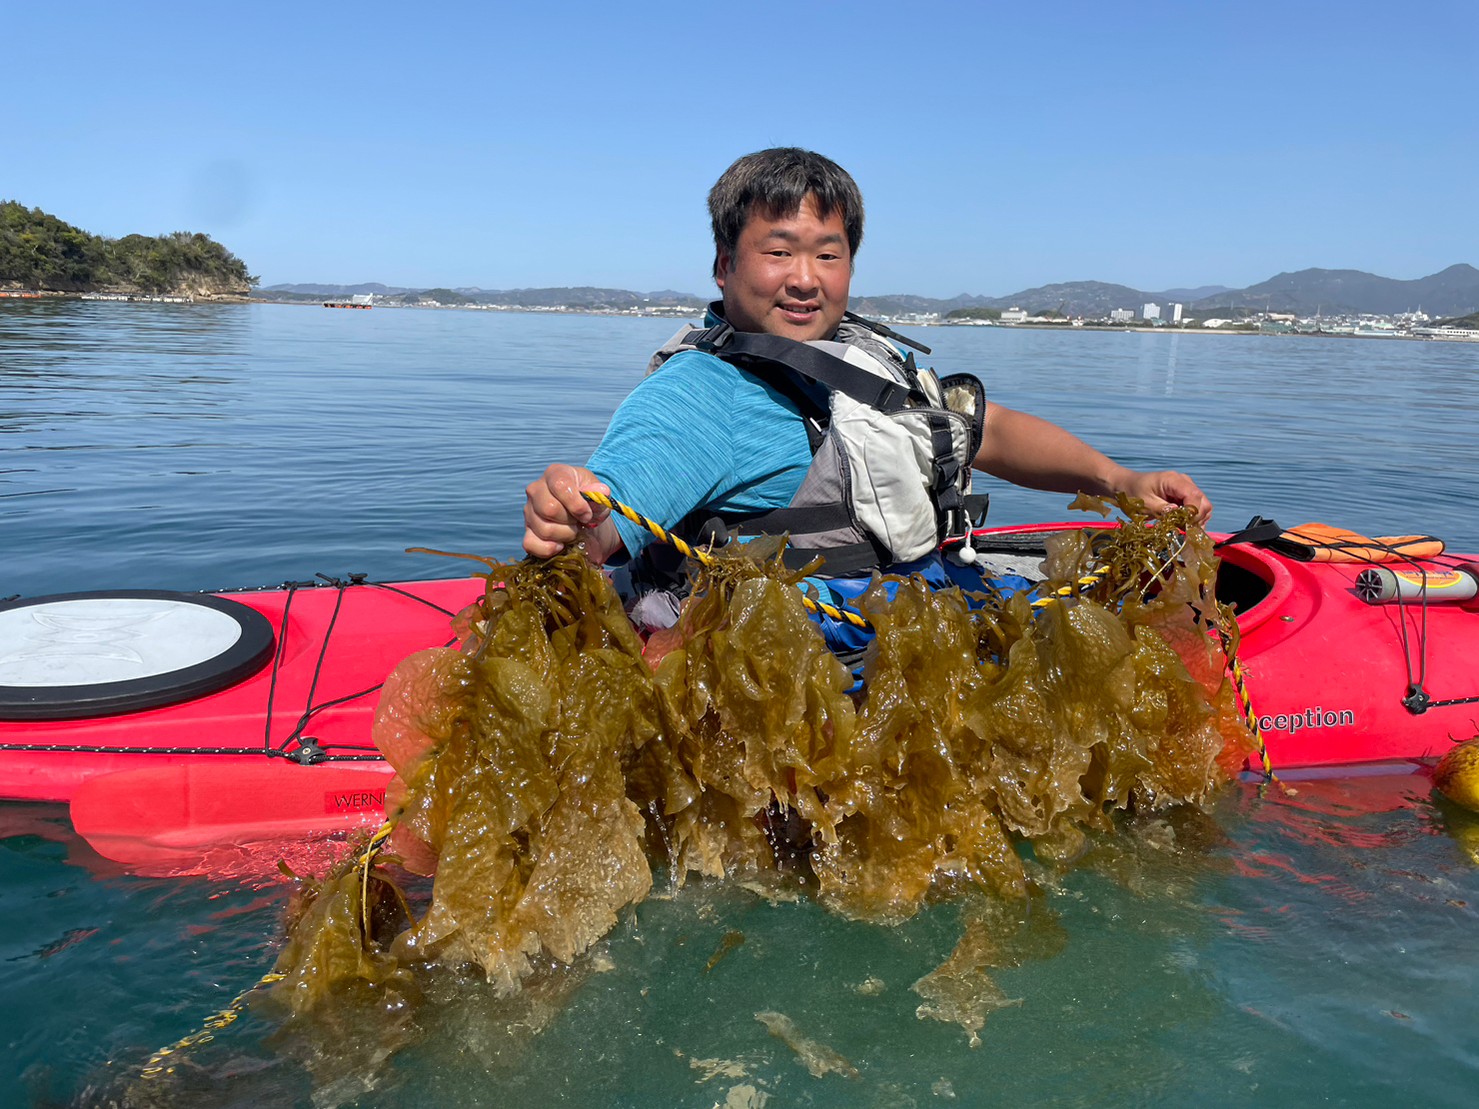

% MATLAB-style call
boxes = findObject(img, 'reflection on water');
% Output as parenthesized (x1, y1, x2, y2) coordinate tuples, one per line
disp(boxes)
(3, 304, 1479, 1107)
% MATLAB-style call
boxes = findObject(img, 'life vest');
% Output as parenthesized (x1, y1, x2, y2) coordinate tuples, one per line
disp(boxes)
(633, 306, 987, 589)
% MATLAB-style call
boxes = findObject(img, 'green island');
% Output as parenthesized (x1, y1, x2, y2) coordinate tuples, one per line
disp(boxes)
(0, 201, 255, 299)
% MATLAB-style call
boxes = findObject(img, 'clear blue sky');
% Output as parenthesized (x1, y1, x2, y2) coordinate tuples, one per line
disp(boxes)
(8, 1, 1476, 297)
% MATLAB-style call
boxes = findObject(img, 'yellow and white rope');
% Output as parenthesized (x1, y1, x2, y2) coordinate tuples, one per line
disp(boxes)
(581, 489, 872, 630)
(139, 818, 397, 1080)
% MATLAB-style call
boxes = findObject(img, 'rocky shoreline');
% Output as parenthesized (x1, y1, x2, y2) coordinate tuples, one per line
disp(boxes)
(0, 284, 252, 304)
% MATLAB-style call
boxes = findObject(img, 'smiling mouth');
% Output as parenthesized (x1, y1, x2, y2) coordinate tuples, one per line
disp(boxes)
(779, 303, 819, 317)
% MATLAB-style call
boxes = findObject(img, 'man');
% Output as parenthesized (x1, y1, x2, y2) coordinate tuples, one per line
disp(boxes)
(524, 148, 1210, 593)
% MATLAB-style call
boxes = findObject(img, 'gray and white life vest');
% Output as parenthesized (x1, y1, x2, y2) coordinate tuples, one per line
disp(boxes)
(640, 308, 986, 580)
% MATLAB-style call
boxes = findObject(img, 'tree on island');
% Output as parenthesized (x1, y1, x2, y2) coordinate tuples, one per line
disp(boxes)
(0, 202, 256, 296)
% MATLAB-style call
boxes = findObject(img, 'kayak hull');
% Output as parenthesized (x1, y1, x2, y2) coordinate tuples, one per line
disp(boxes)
(68, 761, 396, 876)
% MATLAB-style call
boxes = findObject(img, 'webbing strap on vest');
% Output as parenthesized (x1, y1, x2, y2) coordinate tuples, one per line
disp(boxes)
(928, 415, 964, 518)
(842, 310, 932, 355)
(692, 324, 921, 412)
(778, 540, 882, 577)
(734, 503, 852, 534)
(720, 505, 884, 578)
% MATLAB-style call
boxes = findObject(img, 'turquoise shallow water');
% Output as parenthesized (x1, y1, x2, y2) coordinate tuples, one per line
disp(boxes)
(3, 302, 1478, 1106)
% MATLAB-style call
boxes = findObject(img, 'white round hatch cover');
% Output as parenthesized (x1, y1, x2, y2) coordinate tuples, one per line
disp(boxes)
(0, 591, 276, 720)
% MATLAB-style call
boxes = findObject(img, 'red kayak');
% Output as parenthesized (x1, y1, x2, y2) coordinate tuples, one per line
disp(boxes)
(1217, 539, 1478, 769)
(3, 526, 1476, 872)
(986, 522, 1479, 772)
(0, 576, 480, 872)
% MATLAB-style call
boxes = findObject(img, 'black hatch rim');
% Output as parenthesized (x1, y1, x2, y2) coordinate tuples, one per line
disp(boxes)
(0, 590, 276, 721)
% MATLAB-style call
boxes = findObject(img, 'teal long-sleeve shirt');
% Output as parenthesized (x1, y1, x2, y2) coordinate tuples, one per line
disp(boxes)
(586, 349, 816, 559)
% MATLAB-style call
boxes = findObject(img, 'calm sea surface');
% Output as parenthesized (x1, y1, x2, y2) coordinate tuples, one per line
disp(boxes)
(2, 301, 1478, 1106)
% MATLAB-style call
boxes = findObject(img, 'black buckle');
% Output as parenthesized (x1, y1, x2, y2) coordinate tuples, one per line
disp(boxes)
(691, 321, 735, 354)
(965, 493, 990, 526)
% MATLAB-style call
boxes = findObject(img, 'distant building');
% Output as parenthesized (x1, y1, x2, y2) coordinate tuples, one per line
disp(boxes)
(1142, 302, 1161, 321)
(1109, 308, 1135, 323)
(1169, 302, 1183, 323)
(1000, 307, 1028, 323)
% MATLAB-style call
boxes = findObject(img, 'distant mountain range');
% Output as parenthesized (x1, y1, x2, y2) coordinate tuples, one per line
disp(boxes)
(1188, 265, 1479, 316)
(851, 265, 1479, 318)
(257, 264, 1479, 319)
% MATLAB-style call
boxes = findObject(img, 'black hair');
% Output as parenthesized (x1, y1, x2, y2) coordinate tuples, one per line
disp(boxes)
(707, 148, 864, 280)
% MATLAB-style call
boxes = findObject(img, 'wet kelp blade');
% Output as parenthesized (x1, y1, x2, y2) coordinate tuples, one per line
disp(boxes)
(270, 547, 662, 1012)
(266, 515, 1250, 1033)
(69, 762, 391, 874)
(803, 510, 1248, 924)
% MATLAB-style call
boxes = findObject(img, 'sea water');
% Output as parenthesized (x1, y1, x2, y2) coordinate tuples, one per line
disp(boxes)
(2, 301, 1477, 1106)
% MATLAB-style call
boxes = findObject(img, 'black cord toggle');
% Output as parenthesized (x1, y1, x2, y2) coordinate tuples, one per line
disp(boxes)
(290, 738, 327, 765)
(1402, 684, 1432, 715)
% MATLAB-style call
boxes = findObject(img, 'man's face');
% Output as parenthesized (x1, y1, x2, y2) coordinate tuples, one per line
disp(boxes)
(716, 194, 851, 342)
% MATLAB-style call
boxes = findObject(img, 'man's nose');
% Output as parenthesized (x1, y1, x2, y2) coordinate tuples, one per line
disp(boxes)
(785, 255, 818, 292)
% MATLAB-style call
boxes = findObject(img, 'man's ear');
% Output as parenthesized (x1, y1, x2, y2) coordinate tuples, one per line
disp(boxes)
(714, 248, 731, 289)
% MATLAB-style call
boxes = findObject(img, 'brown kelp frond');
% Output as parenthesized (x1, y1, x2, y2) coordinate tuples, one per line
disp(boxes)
(272, 513, 1250, 1024)
(405, 546, 507, 573)
(271, 548, 658, 1010)
(647, 534, 859, 881)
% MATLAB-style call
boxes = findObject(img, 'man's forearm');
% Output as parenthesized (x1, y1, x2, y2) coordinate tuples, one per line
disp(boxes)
(972, 402, 1126, 494)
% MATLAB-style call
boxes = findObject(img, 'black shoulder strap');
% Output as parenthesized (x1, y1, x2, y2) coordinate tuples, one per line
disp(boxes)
(842, 310, 931, 355)
(1214, 515, 1284, 549)
(691, 323, 919, 413)
(1214, 515, 1318, 561)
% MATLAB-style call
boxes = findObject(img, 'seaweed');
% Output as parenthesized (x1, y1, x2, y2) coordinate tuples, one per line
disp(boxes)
(267, 502, 1253, 1038)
